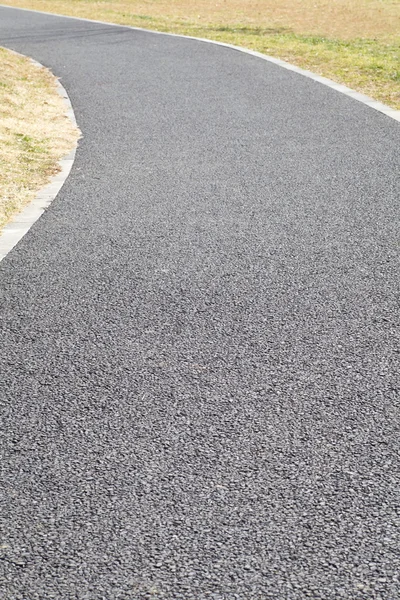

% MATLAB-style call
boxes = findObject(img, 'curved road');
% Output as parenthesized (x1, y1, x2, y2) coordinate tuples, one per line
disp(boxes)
(0, 6, 399, 599)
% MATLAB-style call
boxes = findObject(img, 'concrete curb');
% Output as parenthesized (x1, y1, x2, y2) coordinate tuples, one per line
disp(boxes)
(0, 53, 79, 263)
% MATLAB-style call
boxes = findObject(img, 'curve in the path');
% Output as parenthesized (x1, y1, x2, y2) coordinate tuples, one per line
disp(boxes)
(0, 6, 399, 600)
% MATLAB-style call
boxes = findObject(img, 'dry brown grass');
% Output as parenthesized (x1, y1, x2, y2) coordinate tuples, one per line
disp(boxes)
(0, 46, 79, 231)
(6, 0, 400, 40)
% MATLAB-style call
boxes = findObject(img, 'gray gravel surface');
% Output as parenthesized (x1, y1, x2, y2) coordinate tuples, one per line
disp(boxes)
(0, 6, 399, 599)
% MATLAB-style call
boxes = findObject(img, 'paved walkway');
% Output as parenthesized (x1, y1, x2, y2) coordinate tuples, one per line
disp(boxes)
(0, 6, 399, 599)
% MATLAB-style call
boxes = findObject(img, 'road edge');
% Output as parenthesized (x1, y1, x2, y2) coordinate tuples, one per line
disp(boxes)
(0, 53, 79, 263)
(1, 4, 400, 124)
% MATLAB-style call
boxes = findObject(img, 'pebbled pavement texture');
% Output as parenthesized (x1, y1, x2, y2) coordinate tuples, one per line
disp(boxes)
(0, 6, 399, 599)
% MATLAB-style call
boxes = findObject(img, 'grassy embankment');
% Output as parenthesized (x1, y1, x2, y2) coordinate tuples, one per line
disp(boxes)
(0, 47, 79, 231)
(3, 0, 400, 109)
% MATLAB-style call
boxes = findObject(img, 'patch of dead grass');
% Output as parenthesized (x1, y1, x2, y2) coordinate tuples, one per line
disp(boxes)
(0, 46, 79, 231)
(5, 0, 400, 41)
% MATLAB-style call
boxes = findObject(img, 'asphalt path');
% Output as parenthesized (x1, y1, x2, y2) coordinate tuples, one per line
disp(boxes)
(0, 6, 399, 599)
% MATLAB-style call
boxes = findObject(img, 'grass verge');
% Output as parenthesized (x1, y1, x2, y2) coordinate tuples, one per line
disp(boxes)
(0, 46, 79, 232)
(2, 0, 400, 109)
